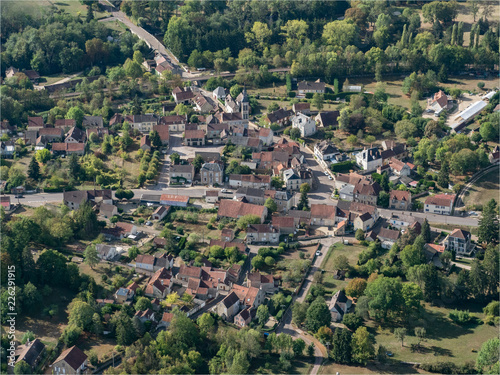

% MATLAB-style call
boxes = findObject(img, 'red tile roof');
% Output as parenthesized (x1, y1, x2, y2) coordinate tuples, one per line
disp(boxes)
(390, 190, 411, 202)
(425, 194, 455, 207)
(218, 199, 266, 220)
(311, 204, 336, 220)
(185, 129, 205, 139)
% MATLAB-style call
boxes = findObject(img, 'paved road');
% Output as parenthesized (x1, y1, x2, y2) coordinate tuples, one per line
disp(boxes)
(276, 237, 340, 375)
(377, 208, 479, 227)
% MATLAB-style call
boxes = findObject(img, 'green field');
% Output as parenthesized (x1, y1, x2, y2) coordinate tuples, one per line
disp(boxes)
(369, 303, 498, 366)
(51, 1, 110, 19)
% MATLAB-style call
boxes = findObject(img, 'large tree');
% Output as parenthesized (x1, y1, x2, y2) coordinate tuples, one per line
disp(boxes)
(479, 199, 499, 244)
(331, 328, 352, 364)
(305, 296, 331, 332)
(351, 327, 375, 365)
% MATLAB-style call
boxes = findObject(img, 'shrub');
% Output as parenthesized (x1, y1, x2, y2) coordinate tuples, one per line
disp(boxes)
(276, 310, 284, 320)
(288, 91, 296, 98)
(449, 309, 475, 325)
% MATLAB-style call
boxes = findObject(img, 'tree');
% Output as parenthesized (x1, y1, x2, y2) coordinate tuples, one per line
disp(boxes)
(197, 312, 215, 334)
(73, 202, 99, 239)
(124, 58, 143, 78)
(438, 158, 450, 188)
(342, 314, 363, 331)
(476, 338, 499, 373)
(331, 328, 352, 364)
(290, 127, 301, 140)
(61, 325, 82, 346)
(92, 313, 103, 336)
(469, 0, 479, 22)
(479, 199, 499, 244)
(256, 304, 269, 325)
(245, 21, 272, 50)
(346, 135, 358, 146)
(170, 152, 180, 165)
(27, 156, 40, 180)
(237, 214, 261, 230)
(21, 331, 35, 344)
(401, 243, 425, 270)
(298, 183, 311, 211)
(68, 300, 94, 330)
(394, 328, 407, 347)
(271, 176, 284, 189)
(135, 297, 152, 311)
(251, 255, 265, 270)
(480, 122, 498, 142)
(306, 296, 331, 332)
(346, 278, 367, 299)
(293, 338, 306, 357)
(292, 302, 308, 326)
(333, 255, 350, 271)
(312, 93, 324, 111)
(323, 20, 359, 48)
(355, 229, 365, 241)
(421, 219, 431, 243)
(14, 361, 31, 375)
(230, 84, 243, 99)
(66, 106, 84, 127)
(414, 327, 426, 347)
(35, 149, 51, 164)
(149, 130, 162, 149)
(338, 108, 350, 131)
(83, 245, 99, 269)
(351, 327, 374, 365)
(365, 276, 405, 321)
(192, 155, 204, 173)
(264, 197, 277, 214)
(86, 3, 94, 23)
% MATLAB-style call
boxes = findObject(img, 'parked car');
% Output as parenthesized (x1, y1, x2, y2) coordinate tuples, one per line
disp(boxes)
(315, 251, 321, 256)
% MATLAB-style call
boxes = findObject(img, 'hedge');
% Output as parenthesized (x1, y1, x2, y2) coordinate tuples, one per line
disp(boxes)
(177, 236, 187, 250)
(330, 161, 355, 173)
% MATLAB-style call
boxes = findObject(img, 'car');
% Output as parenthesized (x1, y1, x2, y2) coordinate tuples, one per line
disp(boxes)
(328, 176, 333, 180)
(145, 221, 152, 226)
(315, 251, 321, 256)
(324, 171, 329, 175)
(221, 189, 231, 193)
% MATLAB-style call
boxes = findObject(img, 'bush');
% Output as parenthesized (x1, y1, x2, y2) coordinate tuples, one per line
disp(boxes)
(288, 91, 296, 98)
(276, 310, 284, 320)
(419, 361, 476, 374)
(330, 161, 355, 173)
(449, 309, 476, 325)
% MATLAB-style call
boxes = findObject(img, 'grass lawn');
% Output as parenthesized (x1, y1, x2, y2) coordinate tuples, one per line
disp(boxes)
(38, 73, 74, 86)
(369, 303, 498, 367)
(429, 222, 479, 237)
(250, 354, 315, 375)
(279, 244, 318, 262)
(104, 19, 129, 33)
(318, 242, 365, 295)
(51, 1, 110, 19)
(463, 167, 500, 208)
(320, 360, 428, 374)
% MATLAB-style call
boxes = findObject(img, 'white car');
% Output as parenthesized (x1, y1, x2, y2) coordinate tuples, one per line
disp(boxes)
(324, 171, 329, 176)
(328, 176, 333, 180)
(315, 251, 321, 256)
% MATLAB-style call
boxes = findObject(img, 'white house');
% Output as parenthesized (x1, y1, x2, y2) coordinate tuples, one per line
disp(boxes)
(355, 147, 382, 172)
(213, 87, 226, 101)
(424, 194, 455, 215)
(314, 140, 339, 161)
(329, 290, 352, 322)
(95, 244, 118, 261)
(292, 112, 316, 137)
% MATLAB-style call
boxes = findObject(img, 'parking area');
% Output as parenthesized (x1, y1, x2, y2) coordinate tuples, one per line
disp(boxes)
(168, 134, 225, 159)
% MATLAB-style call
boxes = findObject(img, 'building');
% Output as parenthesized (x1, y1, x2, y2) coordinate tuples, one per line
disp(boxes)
(229, 174, 271, 189)
(272, 216, 295, 234)
(51, 143, 85, 156)
(82, 115, 104, 128)
(424, 194, 455, 215)
(52, 345, 89, 375)
(292, 102, 310, 115)
(54, 119, 76, 132)
(427, 90, 451, 115)
(344, 85, 362, 93)
(310, 204, 337, 227)
(136, 254, 174, 272)
(356, 147, 382, 172)
(95, 244, 117, 261)
(246, 224, 280, 244)
(102, 222, 138, 241)
(129, 114, 159, 133)
(315, 111, 340, 128)
(292, 112, 316, 137)
(134, 309, 156, 323)
(27, 116, 45, 131)
(170, 165, 195, 184)
(63, 189, 113, 210)
(15, 338, 45, 371)
(173, 87, 195, 104)
(265, 189, 293, 212)
(205, 190, 219, 204)
(389, 190, 412, 210)
(99, 203, 118, 218)
(209, 239, 247, 255)
(354, 212, 375, 231)
(314, 140, 339, 161)
(388, 158, 411, 177)
(1, 196, 11, 211)
(247, 271, 278, 294)
(298, 80, 325, 95)
(159, 115, 187, 133)
(329, 290, 352, 322)
(152, 205, 170, 220)
(140, 135, 152, 151)
(153, 125, 170, 146)
(232, 284, 265, 310)
(221, 229, 235, 242)
(213, 86, 226, 101)
(184, 130, 206, 146)
(234, 307, 256, 327)
(200, 161, 224, 186)
(353, 182, 381, 206)
(158, 312, 174, 329)
(160, 194, 189, 207)
(38, 127, 64, 142)
(283, 168, 313, 191)
(65, 127, 87, 143)
(377, 227, 400, 249)
(265, 108, 293, 126)
(217, 199, 267, 223)
(445, 229, 473, 256)
(216, 291, 241, 321)
(144, 267, 172, 298)
(194, 94, 216, 113)
(114, 282, 138, 303)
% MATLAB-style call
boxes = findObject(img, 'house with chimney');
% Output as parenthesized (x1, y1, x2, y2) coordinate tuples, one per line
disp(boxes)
(14, 338, 45, 372)
(310, 204, 337, 227)
(159, 115, 187, 132)
(201, 161, 224, 186)
(63, 189, 113, 210)
(229, 174, 271, 189)
(172, 87, 195, 104)
(445, 229, 474, 256)
(95, 244, 118, 261)
(184, 129, 206, 146)
(170, 165, 195, 184)
(102, 222, 137, 241)
(292, 112, 316, 137)
(136, 253, 174, 272)
(297, 79, 325, 95)
(215, 291, 241, 321)
(353, 182, 381, 206)
(65, 127, 87, 143)
(354, 212, 375, 231)
(389, 190, 412, 210)
(283, 168, 313, 191)
(314, 140, 340, 161)
(134, 309, 156, 323)
(234, 307, 256, 327)
(264, 108, 293, 127)
(377, 227, 401, 249)
(356, 147, 382, 172)
(427, 90, 452, 115)
(272, 216, 295, 234)
(315, 111, 340, 128)
(144, 267, 173, 298)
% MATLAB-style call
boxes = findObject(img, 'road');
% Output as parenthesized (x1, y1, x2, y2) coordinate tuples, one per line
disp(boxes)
(276, 237, 340, 375)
